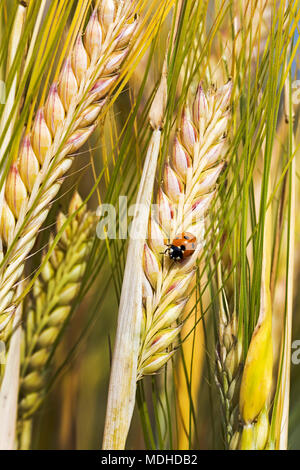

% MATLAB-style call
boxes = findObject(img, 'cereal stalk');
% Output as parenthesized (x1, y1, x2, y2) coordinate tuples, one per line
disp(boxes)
(0, 1, 28, 263)
(215, 274, 242, 449)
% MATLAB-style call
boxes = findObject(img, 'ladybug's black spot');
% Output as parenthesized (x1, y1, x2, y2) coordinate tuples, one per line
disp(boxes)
(192, 243, 195, 249)
(184, 235, 189, 239)
(181, 245, 186, 251)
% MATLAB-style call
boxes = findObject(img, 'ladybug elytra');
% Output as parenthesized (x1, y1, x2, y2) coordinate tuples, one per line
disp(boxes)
(163, 232, 197, 262)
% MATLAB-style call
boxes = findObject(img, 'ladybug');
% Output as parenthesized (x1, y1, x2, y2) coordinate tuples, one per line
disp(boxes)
(163, 232, 197, 262)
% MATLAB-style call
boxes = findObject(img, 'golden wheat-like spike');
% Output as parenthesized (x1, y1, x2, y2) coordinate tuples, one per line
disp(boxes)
(18, 192, 97, 425)
(137, 81, 232, 378)
(0, 1, 138, 338)
(215, 288, 243, 449)
(236, 283, 272, 450)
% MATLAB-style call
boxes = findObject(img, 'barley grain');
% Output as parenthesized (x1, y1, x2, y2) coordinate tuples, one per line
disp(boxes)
(235, 156, 273, 450)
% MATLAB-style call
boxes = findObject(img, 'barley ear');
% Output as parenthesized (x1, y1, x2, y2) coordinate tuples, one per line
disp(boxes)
(138, 80, 232, 380)
(102, 67, 168, 451)
(0, 1, 138, 340)
(18, 192, 97, 445)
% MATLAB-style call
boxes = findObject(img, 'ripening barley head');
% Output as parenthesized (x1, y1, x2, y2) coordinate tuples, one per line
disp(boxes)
(138, 80, 232, 378)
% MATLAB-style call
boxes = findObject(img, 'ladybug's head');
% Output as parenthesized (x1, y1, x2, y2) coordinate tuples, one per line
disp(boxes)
(168, 244, 184, 261)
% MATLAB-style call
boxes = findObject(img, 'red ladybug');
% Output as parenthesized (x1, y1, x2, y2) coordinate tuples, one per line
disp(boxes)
(163, 232, 197, 261)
